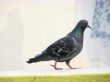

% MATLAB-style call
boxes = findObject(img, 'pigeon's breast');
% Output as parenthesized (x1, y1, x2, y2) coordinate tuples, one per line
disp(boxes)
(75, 37, 83, 53)
(69, 36, 83, 58)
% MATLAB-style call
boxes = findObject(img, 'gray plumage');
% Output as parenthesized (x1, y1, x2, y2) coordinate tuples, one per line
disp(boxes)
(27, 20, 91, 70)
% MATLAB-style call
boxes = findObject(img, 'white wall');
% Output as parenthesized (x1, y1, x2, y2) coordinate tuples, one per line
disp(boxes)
(0, 1, 24, 71)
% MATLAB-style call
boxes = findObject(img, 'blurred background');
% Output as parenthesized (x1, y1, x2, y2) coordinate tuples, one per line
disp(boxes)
(0, 0, 110, 71)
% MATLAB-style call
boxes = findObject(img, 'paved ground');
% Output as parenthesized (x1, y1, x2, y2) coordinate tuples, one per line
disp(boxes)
(0, 68, 110, 76)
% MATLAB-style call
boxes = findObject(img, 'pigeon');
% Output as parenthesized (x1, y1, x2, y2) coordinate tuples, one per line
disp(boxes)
(27, 20, 91, 70)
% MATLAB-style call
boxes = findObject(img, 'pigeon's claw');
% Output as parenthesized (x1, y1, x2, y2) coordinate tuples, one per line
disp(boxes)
(69, 67, 81, 69)
(67, 64, 81, 69)
(65, 60, 81, 69)
(50, 64, 62, 70)
(68, 65, 74, 69)
(50, 61, 62, 70)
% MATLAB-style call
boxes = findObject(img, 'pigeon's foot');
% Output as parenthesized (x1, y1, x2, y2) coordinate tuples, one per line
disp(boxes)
(67, 65, 81, 69)
(69, 67, 81, 69)
(50, 61, 63, 70)
(50, 64, 62, 70)
(65, 60, 81, 69)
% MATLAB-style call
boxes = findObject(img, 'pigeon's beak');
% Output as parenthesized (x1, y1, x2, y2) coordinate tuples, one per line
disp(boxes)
(87, 25, 91, 29)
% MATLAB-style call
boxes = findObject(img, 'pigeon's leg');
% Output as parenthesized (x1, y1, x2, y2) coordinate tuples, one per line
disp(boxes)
(65, 60, 74, 69)
(50, 61, 62, 70)
(65, 60, 81, 69)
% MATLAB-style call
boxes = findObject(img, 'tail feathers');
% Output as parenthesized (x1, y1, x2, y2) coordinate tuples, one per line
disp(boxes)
(27, 53, 53, 64)
(27, 58, 37, 63)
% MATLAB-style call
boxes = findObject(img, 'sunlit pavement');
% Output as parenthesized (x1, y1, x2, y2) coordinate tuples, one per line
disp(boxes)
(0, 68, 110, 76)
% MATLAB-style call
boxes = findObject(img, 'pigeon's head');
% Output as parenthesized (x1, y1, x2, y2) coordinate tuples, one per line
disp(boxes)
(77, 20, 91, 29)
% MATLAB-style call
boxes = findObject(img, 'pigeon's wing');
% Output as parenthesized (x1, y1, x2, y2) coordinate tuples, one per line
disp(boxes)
(44, 36, 78, 60)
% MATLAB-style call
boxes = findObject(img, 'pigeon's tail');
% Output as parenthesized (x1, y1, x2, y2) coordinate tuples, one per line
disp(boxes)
(27, 53, 53, 64)
(27, 58, 37, 63)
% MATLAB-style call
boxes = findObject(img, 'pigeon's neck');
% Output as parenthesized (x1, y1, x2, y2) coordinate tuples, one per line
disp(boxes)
(68, 26, 85, 47)
(69, 26, 85, 38)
